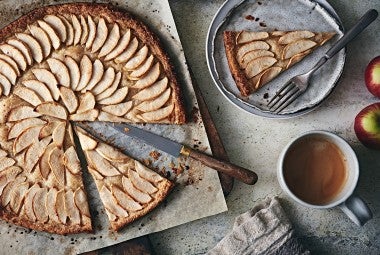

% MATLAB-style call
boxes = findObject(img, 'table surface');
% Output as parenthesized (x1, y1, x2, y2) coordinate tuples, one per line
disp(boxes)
(148, 0, 380, 254)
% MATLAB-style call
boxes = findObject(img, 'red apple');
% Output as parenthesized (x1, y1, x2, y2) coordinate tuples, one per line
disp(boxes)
(365, 56, 380, 98)
(354, 102, 380, 150)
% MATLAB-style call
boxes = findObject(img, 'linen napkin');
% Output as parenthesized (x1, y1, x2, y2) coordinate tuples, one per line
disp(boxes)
(207, 197, 310, 255)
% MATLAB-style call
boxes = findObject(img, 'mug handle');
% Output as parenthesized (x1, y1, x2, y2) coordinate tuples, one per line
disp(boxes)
(338, 194, 373, 226)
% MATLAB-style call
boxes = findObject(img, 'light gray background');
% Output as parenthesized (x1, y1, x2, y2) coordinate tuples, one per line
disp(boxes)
(149, 0, 380, 254)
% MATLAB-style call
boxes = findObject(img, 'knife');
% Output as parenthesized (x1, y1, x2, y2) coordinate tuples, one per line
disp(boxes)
(77, 122, 258, 185)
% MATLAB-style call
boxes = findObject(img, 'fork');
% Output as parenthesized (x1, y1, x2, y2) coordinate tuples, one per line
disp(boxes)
(267, 9, 378, 113)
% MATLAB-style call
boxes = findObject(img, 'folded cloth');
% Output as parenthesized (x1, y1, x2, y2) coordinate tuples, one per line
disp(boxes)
(207, 197, 310, 255)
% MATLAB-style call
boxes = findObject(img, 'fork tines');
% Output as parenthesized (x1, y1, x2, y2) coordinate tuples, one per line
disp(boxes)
(267, 81, 302, 113)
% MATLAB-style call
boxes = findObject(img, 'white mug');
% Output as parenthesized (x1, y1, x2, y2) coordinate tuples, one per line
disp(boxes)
(277, 130, 372, 226)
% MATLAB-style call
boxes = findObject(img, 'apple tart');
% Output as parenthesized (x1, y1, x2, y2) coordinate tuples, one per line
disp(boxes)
(0, 3, 182, 234)
(223, 30, 336, 96)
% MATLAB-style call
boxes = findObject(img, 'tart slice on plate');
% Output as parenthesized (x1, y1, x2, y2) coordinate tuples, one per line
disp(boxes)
(223, 30, 335, 96)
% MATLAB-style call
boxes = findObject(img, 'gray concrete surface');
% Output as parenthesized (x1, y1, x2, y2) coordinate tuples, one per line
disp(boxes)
(149, 0, 380, 254)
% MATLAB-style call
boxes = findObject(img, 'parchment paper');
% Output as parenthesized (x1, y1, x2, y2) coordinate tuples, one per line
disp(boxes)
(0, 1, 228, 254)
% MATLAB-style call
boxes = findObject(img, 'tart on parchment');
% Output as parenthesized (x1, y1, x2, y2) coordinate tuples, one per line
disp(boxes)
(0, 3, 183, 234)
(223, 30, 336, 96)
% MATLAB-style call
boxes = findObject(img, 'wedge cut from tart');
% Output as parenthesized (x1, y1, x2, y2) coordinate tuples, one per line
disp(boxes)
(223, 30, 336, 96)
(0, 2, 185, 235)
(75, 127, 174, 231)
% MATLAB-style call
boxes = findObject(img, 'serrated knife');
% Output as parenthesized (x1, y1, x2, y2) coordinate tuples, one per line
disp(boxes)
(78, 122, 258, 185)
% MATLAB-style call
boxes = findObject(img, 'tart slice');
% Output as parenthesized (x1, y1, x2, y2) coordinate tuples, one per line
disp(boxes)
(223, 30, 336, 96)
(75, 127, 174, 231)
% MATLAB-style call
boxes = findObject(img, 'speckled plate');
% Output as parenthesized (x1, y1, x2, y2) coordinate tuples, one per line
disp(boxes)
(206, 0, 345, 118)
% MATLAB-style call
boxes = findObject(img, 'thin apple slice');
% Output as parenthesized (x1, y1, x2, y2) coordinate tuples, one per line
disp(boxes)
(85, 150, 120, 177)
(65, 56, 80, 90)
(37, 20, 60, 50)
(1, 175, 26, 207)
(64, 146, 80, 175)
(60, 15, 74, 45)
(138, 104, 174, 122)
(14, 86, 42, 106)
(279, 30, 315, 45)
(129, 55, 154, 79)
(76, 128, 97, 150)
(69, 109, 99, 121)
(101, 101, 133, 117)
(39, 143, 56, 180)
(36, 102, 68, 120)
(239, 50, 275, 69)
(49, 147, 65, 186)
(47, 58, 70, 87)
(32, 68, 60, 100)
(77, 91, 96, 113)
(90, 18, 108, 53)
(115, 37, 138, 63)
(24, 183, 40, 222)
(98, 86, 129, 105)
(95, 72, 121, 101)
(28, 24, 51, 58)
(136, 87, 171, 112)
(16, 33, 43, 63)
(0, 53, 20, 75)
(71, 15, 81, 46)
(8, 118, 46, 140)
(23, 80, 53, 102)
(0, 73, 11, 96)
(105, 29, 131, 61)
(76, 55, 93, 91)
(98, 111, 129, 122)
(9, 181, 29, 214)
(85, 16, 96, 49)
(65, 189, 80, 225)
(132, 77, 168, 101)
(135, 161, 164, 183)
(95, 142, 129, 162)
(0, 167, 21, 197)
(0, 58, 18, 84)
(39, 121, 59, 139)
(236, 41, 270, 62)
(111, 185, 142, 211)
(245, 56, 277, 78)
(0, 43, 27, 72)
(74, 187, 90, 218)
(52, 121, 66, 148)
(0, 158, 15, 172)
(0, 149, 7, 158)
(60, 86, 78, 113)
(13, 125, 43, 154)
(124, 45, 149, 70)
(46, 188, 60, 222)
(79, 15, 89, 45)
(84, 59, 104, 91)
(129, 169, 158, 194)
(98, 23, 119, 57)
(8, 39, 32, 65)
(88, 167, 104, 180)
(236, 31, 269, 44)
(24, 136, 51, 172)
(122, 176, 152, 204)
(33, 187, 48, 223)
(254, 66, 283, 89)
(44, 15, 66, 42)
(282, 39, 316, 60)
(56, 189, 67, 224)
(132, 62, 160, 89)
(91, 67, 115, 95)
(8, 105, 41, 122)
(100, 185, 129, 218)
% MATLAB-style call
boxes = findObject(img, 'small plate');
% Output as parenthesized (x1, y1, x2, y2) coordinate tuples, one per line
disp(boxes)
(206, 0, 345, 118)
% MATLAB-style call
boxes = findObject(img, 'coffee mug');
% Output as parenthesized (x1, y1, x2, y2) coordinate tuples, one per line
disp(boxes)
(277, 130, 372, 226)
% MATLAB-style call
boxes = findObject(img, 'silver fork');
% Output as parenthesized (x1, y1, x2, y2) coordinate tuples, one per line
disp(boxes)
(267, 9, 378, 113)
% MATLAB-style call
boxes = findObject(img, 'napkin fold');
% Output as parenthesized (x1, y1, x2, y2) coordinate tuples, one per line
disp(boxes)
(207, 197, 309, 255)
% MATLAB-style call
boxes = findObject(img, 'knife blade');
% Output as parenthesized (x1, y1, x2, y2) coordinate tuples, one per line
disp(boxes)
(77, 122, 257, 185)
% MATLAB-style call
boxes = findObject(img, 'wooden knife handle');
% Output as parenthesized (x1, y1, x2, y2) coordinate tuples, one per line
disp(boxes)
(183, 147, 258, 185)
